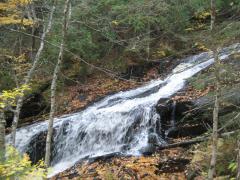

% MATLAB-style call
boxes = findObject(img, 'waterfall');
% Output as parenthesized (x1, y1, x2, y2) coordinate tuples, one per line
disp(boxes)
(6, 43, 240, 177)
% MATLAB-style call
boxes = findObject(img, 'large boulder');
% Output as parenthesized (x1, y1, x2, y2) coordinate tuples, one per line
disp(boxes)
(156, 98, 197, 138)
(155, 83, 240, 139)
(26, 131, 47, 164)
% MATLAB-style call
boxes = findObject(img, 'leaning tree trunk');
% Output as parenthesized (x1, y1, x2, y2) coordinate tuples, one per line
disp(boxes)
(45, 0, 71, 167)
(10, 2, 56, 146)
(208, 0, 219, 179)
(208, 49, 220, 179)
(0, 111, 6, 162)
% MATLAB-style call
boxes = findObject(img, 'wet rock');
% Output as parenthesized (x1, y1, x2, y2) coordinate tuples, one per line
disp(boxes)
(156, 98, 173, 128)
(26, 131, 47, 164)
(160, 84, 240, 138)
(156, 98, 195, 137)
(26, 129, 57, 164)
(167, 125, 207, 138)
(139, 133, 161, 155)
(157, 99, 193, 122)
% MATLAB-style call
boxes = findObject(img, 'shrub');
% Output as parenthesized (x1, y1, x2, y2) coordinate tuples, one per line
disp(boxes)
(0, 146, 48, 180)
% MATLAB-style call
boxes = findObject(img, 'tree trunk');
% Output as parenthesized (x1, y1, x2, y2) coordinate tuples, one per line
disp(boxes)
(0, 111, 6, 162)
(10, 2, 56, 146)
(208, 50, 220, 179)
(208, 0, 219, 179)
(210, 0, 216, 31)
(45, 0, 71, 167)
(237, 139, 240, 180)
(146, 0, 151, 61)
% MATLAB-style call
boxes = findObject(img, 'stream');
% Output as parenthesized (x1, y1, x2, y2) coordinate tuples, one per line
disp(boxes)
(6, 43, 240, 177)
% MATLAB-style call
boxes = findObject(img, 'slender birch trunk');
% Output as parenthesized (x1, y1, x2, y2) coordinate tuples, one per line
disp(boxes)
(45, 0, 71, 167)
(10, 2, 56, 146)
(0, 111, 5, 162)
(237, 139, 240, 180)
(208, 50, 220, 179)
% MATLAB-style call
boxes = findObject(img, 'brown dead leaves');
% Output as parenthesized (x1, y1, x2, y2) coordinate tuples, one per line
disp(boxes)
(53, 149, 190, 180)
(57, 75, 138, 114)
(56, 67, 162, 114)
(172, 86, 213, 102)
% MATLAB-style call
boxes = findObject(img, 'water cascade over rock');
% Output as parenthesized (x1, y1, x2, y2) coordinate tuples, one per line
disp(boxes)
(6, 43, 240, 177)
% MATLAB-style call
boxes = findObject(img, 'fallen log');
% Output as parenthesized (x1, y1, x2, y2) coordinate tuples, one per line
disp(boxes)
(155, 130, 240, 150)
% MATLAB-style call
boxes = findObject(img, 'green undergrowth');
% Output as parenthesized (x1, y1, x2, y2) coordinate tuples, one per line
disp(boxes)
(186, 44, 240, 180)
(189, 134, 239, 179)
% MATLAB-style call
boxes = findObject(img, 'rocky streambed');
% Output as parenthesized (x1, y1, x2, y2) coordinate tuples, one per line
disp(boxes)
(52, 51, 240, 180)
(6, 44, 240, 179)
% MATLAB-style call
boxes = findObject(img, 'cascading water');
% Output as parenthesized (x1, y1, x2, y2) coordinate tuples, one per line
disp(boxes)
(6, 43, 240, 177)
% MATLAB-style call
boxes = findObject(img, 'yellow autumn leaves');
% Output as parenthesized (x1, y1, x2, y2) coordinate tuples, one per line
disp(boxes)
(0, 146, 47, 180)
(0, 0, 33, 26)
(0, 16, 33, 26)
(185, 11, 211, 32)
(0, 0, 31, 10)
(0, 84, 31, 109)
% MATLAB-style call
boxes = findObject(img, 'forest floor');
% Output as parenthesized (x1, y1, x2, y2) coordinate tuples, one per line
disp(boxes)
(52, 147, 191, 180)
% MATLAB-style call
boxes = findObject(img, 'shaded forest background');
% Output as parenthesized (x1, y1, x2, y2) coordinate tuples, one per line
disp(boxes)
(1, 0, 239, 120)
(1, 0, 240, 92)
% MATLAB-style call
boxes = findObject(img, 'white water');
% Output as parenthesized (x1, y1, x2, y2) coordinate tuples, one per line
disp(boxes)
(6, 43, 240, 177)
